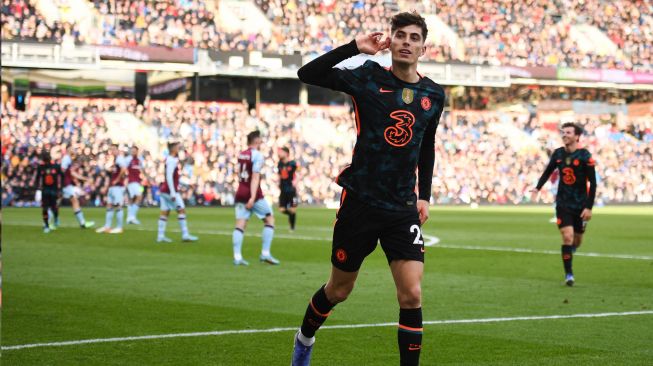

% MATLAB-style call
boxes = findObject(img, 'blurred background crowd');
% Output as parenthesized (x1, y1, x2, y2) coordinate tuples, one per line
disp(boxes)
(3, 97, 651, 207)
(2, 0, 651, 70)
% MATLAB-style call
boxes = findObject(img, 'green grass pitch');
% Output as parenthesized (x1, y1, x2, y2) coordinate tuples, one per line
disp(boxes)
(2, 205, 652, 365)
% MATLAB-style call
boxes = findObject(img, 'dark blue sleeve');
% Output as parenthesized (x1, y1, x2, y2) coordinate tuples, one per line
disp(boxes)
(417, 91, 445, 201)
(584, 151, 597, 209)
(536, 150, 558, 190)
(297, 40, 370, 96)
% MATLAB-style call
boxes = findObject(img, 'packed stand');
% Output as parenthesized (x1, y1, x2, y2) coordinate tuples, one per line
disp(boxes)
(3, 97, 652, 207)
(85, 0, 271, 50)
(432, 0, 652, 71)
(0, 0, 77, 43)
(255, 0, 653, 71)
(433, 111, 653, 205)
(3, 0, 651, 71)
(1, 98, 356, 207)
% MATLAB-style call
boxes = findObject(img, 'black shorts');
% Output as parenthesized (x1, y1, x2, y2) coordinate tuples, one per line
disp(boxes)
(556, 206, 587, 234)
(279, 191, 298, 209)
(42, 191, 59, 208)
(331, 191, 424, 272)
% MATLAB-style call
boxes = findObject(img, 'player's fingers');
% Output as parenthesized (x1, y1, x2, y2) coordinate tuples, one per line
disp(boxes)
(379, 39, 390, 51)
(369, 32, 384, 39)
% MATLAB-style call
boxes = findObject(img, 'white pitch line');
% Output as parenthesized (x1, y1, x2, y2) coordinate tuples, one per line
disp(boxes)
(431, 242, 653, 261)
(5, 221, 652, 260)
(3, 310, 652, 351)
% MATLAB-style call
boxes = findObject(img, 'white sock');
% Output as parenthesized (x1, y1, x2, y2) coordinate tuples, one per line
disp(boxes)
(132, 204, 139, 219)
(74, 210, 85, 225)
(178, 214, 189, 237)
(158, 216, 167, 238)
(233, 228, 244, 260)
(297, 330, 315, 347)
(116, 208, 124, 229)
(105, 208, 114, 228)
(261, 225, 274, 257)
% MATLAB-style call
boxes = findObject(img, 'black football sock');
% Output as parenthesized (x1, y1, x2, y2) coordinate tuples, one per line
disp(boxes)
(289, 212, 296, 230)
(562, 245, 573, 275)
(42, 207, 49, 228)
(300, 285, 335, 339)
(398, 308, 423, 366)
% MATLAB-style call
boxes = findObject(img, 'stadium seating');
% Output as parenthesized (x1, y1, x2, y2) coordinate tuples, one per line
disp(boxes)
(2, 98, 652, 207)
(2, 0, 651, 70)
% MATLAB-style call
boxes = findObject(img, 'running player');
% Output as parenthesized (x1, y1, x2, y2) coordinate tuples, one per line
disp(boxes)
(531, 122, 597, 286)
(35, 150, 63, 233)
(277, 146, 298, 231)
(96, 144, 128, 234)
(61, 148, 95, 229)
(291, 12, 445, 366)
(232, 130, 279, 266)
(156, 142, 198, 243)
(126, 146, 144, 225)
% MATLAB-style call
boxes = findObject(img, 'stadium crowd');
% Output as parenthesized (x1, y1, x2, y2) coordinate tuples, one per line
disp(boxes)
(2, 0, 651, 71)
(2, 97, 652, 207)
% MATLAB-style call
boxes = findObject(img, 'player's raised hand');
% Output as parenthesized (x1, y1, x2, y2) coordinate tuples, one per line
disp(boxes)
(355, 32, 391, 55)
(530, 188, 539, 203)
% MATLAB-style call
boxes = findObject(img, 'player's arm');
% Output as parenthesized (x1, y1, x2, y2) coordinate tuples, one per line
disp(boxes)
(292, 163, 300, 186)
(248, 172, 261, 208)
(531, 153, 557, 201)
(581, 156, 597, 220)
(57, 166, 64, 196)
(297, 33, 389, 92)
(34, 165, 43, 190)
(416, 103, 442, 225)
(247, 152, 264, 208)
(165, 158, 177, 197)
(119, 165, 128, 182)
(71, 170, 88, 182)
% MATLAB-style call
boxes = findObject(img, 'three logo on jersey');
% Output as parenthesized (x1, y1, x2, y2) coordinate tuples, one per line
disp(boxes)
(378, 87, 432, 147)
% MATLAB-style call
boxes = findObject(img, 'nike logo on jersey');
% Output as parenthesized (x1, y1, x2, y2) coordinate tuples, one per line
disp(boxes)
(379, 88, 393, 93)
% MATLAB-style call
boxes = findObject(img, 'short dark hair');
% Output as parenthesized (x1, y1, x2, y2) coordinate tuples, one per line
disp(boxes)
(167, 141, 179, 150)
(247, 130, 261, 144)
(561, 122, 583, 136)
(132, 145, 139, 150)
(41, 150, 51, 162)
(280, 146, 290, 154)
(391, 11, 428, 41)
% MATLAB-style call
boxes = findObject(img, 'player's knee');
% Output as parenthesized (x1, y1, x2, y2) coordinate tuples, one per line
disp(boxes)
(326, 283, 354, 304)
(264, 215, 274, 226)
(397, 286, 421, 308)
